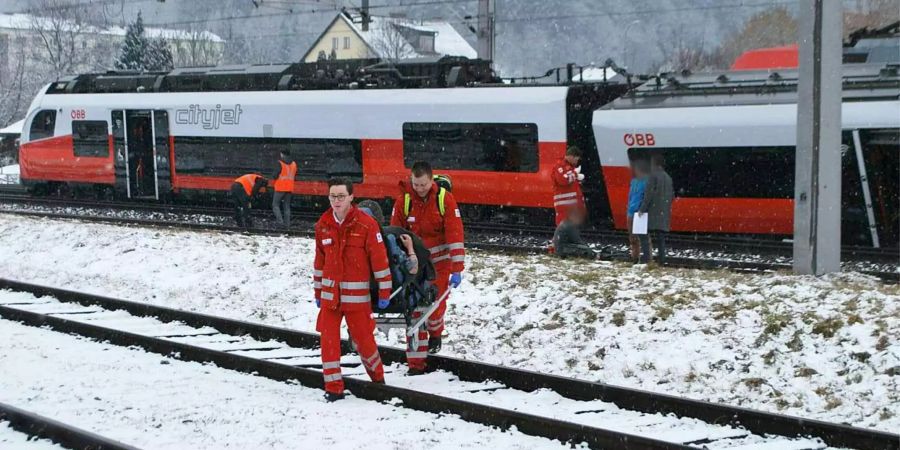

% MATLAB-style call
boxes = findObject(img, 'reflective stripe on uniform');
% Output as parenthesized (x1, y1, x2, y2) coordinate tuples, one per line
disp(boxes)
(322, 361, 342, 369)
(340, 281, 369, 289)
(341, 295, 370, 303)
(321, 291, 334, 300)
(321, 278, 335, 287)
(323, 373, 342, 382)
(378, 281, 392, 289)
(406, 351, 428, 359)
(451, 255, 465, 262)
(313, 270, 323, 277)
(554, 192, 577, 200)
(362, 353, 382, 371)
(554, 199, 578, 207)
(431, 254, 450, 263)
(313, 281, 322, 289)
(446, 242, 464, 250)
(429, 244, 447, 254)
(373, 268, 390, 278)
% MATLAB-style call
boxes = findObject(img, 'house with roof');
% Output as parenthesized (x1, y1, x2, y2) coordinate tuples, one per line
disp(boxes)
(302, 10, 476, 62)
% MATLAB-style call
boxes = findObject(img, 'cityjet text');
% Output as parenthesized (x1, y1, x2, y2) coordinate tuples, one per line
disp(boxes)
(175, 104, 243, 129)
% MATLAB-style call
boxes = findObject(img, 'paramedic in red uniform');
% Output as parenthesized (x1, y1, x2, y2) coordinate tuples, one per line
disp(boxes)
(313, 178, 392, 401)
(390, 161, 464, 373)
(552, 145, 586, 226)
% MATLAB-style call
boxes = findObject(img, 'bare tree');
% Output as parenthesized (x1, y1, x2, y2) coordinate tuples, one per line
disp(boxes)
(27, 0, 106, 78)
(369, 19, 416, 60)
(844, 0, 900, 36)
(175, 25, 223, 67)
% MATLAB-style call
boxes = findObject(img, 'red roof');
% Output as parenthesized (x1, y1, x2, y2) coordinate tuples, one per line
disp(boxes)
(731, 44, 799, 70)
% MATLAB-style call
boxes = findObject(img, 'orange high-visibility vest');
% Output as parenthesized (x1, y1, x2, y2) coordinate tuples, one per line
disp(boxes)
(235, 174, 262, 196)
(274, 161, 297, 192)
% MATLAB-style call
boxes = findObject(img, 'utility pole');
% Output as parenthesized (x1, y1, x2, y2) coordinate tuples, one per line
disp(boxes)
(361, 0, 370, 31)
(793, 0, 842, 275)
(476, 0, 494, 62)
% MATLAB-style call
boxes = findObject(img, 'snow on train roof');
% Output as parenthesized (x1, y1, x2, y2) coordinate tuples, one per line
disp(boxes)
(602, 63, 899, 110)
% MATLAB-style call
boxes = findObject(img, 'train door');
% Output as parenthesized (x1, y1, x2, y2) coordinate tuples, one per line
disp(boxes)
(112, 110, 169, 200)
(842, 128, 900, 248)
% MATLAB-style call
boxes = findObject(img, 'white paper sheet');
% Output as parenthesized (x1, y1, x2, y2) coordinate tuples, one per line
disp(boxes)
(632, 212, 648, 235)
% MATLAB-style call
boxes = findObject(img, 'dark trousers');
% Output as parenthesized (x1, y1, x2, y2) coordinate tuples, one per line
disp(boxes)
(231, 183, 252, 228)
(639, 231, 667, 264)
(272, 191, 292, 227)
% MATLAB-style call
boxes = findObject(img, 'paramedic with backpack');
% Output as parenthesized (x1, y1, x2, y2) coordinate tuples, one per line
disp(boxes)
(313, 178, 392, 401)
(390, 161, 465, 369)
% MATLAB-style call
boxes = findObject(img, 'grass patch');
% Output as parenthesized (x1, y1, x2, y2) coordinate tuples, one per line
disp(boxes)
(743, 378, 767, 389)
(811, 317, 844, 338)
(795, 367, 817, 377)
(611, 311, 626, 327)
(653, 305, 674, 321)
(846, 313, 864, 325)
(711, 302, 737, 320)
(876, 335, 889, 352)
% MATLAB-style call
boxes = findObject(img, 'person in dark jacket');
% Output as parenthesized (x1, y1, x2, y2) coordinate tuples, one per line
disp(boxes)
(271, 151, 297, 228)
(638, 154, 674, 264)
(553, 208, 596, 259)
(231, 173, 268, 229)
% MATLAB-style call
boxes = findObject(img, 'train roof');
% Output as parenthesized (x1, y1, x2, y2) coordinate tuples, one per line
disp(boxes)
(602, 63, 900, 110)
(43, 57, 625, 95)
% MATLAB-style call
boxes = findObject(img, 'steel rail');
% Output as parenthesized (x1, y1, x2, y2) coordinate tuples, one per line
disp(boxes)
(1, 278, 896, 450)
(0, 402, 140, 450)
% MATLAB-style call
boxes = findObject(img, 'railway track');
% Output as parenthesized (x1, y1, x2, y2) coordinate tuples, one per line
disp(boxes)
(0, 207, 896, 282)
(0, 401, 138, 450)
(0, 192, 896, 264)
(1, 279, 896, 450)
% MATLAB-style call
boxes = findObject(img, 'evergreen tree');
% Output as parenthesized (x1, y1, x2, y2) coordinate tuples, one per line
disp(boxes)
(115, 12, 148, 70)
(144, 38, 174, 71)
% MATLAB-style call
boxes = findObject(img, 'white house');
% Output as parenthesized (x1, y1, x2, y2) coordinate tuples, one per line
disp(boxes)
(302, 10, 477, 62)
(0, 13, 225, 75)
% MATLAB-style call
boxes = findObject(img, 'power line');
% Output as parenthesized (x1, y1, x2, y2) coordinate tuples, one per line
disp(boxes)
(6, 0, 154, 15)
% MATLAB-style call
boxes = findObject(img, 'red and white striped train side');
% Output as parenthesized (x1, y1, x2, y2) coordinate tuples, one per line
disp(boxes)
(592, 65, 899, 247)
(19, 85, 573, 211)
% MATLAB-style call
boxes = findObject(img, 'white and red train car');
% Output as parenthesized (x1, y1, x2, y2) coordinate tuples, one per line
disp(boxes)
(18, 62, 622, 223)
(593, 64, 899, 247)
(18, 60, 900, 247)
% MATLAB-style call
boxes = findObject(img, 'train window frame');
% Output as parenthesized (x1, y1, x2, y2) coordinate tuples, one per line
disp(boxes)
(402, 122, 540, 173)
(29, 110, 56, 141)
(172, 136, 363, 182)
(72, 120, 110, 158)
(627, 146, 795, 199)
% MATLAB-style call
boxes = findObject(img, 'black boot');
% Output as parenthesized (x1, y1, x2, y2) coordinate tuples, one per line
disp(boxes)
(406, 367, 426, 376)
(427, 336, 442, 354)
(324, 391, 345, 402)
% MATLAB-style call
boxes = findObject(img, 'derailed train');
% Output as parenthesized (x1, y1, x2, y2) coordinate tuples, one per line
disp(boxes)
(17, 57, 900, 248)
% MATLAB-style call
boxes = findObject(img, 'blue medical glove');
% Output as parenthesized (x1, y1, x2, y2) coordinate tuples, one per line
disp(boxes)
(377, 298, 390, 309)
(449, 272, 462, 288)
(315, 298, 321, 308)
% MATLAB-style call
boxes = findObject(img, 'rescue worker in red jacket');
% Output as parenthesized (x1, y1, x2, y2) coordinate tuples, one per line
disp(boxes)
(390, 161, 464, 374)
(231, 173, 268, 228)
(314, 178, 392, 401)
(552, 145, 586, 226)
(271, 150, 297, 228)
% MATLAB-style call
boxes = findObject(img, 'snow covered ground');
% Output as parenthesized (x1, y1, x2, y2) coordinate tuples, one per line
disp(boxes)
(0, 214, 897, 433)
(0, 164, 19, 184)
(0, 316, 569, 449)
(0, 422, 62, 449)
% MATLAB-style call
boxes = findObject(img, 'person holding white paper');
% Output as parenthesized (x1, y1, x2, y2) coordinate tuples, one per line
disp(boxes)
(626, 160, 651, 262)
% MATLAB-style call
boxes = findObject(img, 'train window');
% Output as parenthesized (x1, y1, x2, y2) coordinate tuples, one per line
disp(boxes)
(72, 120, 109, 157)
(402, 122, 539, 173)
(173, 136, 363, 182)
(29, 110, 56, 141)
(628, 146, 795, 198)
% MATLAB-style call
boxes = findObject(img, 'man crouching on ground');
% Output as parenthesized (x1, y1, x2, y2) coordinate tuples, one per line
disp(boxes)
(313, 178, 393, 401)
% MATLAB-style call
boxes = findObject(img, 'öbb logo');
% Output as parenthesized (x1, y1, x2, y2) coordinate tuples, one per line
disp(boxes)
(623, 133, 655, 147)
(175, 104, 243, 129)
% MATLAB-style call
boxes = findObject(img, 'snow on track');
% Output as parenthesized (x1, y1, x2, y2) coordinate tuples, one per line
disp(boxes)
(0, 214, 897, 432)
(0, 290, 835, 449)
(0, 422, 63, 449)
(0, 312, 570, 449)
